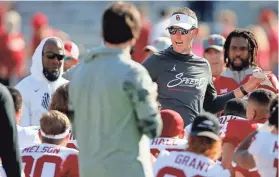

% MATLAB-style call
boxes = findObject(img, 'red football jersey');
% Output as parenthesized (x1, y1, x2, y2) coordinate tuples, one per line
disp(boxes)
(21, 143, 79, 177)
(222, 119, 266, 177)
(60, 154, 80, 177)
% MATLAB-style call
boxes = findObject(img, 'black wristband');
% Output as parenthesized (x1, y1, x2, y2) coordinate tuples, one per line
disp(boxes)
(240, 86, 248, 96)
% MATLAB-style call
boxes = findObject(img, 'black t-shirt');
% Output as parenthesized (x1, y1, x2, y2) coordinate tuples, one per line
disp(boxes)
(142, 47, 235, 125)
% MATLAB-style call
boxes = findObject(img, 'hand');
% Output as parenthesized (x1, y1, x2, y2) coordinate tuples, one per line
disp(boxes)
(243, 75, 265, 93)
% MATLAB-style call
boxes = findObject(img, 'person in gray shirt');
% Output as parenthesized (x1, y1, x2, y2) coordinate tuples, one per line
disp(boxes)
(69, 2, 162, 177)
(142, 7, 264, 126)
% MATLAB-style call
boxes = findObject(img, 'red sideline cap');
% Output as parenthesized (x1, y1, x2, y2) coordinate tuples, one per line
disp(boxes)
(160, 109, 184, 137)
(64, 41, 79, 60)
(32, 12, 48, 30)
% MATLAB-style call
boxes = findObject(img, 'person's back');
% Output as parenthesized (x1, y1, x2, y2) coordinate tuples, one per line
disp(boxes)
(150, 138, 187, 157)
(222, 89, 274, 176)
(21, 110, 79, 177)
(153, 113, 230, 177)
(0, 83, 22, 177)
(17, 126, 40, 149)
(185, 98, 247, 137)
(248, 131, 278, 177)
(71, 45, 157, 177)
(21, 143, 78, 177)
(69, 2, 162, 177)
(150, 110, 187, 157)
(154, 151, 228, 177)
(234, 95, 279, 177)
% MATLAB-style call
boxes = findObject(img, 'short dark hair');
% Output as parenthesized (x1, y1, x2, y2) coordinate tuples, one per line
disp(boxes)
(172, 7, 197, 21)
(269, 95, 278, 128)
(224, 28, 258, 67)
(248, 89, 274, 107)
(102, 2, 141, 44)
(7, 86, 22, 112)
(223, 98, 247, 118)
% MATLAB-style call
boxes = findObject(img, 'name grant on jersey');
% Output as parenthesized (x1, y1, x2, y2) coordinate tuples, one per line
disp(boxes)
(174, 154, 211, 172)
(22, 145, 60, 154)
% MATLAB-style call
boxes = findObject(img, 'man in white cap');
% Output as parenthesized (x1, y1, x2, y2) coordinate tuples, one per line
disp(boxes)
(142, 7, 265, 126)
(144, 37, 171, 59)
(203, 34, 226, 78)
(63, 41, 80, 72)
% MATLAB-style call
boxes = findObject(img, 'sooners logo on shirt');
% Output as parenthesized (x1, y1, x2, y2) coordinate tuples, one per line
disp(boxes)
(167, 73, 207, 89)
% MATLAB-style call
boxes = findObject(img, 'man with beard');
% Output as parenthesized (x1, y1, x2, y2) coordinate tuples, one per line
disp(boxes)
(214, 29, 278, 95)
(15, 37, 68, 126)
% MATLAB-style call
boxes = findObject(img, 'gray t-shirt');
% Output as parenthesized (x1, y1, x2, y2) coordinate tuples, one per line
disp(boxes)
(142, 47, 235, 125)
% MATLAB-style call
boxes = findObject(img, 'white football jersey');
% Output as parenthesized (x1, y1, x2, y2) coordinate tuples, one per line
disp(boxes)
(0, 164, 6, 177)
(21, 143, 78, 177)
(248, 131, 278, 177)
(150, 138, 187, 157)
(153, 151, 231, 177)
(29, 126, 78, 150)
(17, 125, 41, 150)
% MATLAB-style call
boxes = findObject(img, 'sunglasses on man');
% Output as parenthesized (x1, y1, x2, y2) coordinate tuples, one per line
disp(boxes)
(167, 27, 194, 35)
(43, 52, 65, 61)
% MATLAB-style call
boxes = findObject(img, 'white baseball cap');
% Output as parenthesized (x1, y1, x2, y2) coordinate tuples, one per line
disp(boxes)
(167, 14, 198, 30)
(64, 41, 79, 60)
(144, 37, 171, 53)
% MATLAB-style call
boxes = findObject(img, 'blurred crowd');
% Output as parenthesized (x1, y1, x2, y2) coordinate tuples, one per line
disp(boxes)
(0, 1, 277, 87)
(0, 1, 278, 177)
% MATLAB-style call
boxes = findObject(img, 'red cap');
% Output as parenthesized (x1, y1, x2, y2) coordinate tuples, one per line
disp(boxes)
(160, 109, 184, 137)
(64, 41, 79, 60)
(259, 9, 277, 24)
(32, 12, 48, 30)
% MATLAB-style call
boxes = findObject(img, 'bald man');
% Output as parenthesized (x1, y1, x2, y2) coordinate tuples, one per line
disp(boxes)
(15, 37, 68, 126)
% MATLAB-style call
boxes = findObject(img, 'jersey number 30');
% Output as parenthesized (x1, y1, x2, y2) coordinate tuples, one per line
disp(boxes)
(22, 155, 62, 177)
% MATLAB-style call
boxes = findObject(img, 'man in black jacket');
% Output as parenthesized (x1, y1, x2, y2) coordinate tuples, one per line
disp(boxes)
(143, 7, 264, 125)
(0, 83, 22, 176)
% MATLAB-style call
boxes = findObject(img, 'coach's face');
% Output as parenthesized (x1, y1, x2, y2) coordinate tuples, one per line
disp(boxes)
(228, 37, 250, 71)
(169, 26, 198, 54)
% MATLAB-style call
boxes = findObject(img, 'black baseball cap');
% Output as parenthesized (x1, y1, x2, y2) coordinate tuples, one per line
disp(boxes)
(191, 112, 220, 141)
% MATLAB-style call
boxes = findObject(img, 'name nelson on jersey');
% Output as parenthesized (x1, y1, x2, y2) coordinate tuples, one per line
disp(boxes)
(22, 145, 61, 154)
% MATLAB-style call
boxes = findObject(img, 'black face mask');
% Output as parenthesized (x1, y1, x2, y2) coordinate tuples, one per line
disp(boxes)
(43, 68, 60, 82)
(228, 57, 250, 71)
